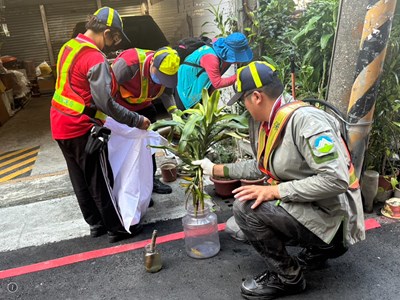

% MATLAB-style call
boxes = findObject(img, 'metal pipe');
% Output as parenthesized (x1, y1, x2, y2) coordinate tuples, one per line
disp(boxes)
(96, 0, 102, 9)
(39, 4, 55, 66)
(347, 0, 398, 178)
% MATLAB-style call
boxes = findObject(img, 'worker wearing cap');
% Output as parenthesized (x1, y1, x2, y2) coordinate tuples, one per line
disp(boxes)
(176, 32, 253, 110)
(111, 46, 180, 195)
(50, 7, 150, 243)
(193, 61, 365, 299)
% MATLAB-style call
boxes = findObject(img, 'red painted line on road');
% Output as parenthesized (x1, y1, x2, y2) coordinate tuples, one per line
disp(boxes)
(0, 219, 381, 280)
(0, 223, 226, 280)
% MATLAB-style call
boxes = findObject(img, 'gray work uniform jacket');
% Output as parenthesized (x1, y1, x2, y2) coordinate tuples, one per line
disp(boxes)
(226, 93, 365, 245)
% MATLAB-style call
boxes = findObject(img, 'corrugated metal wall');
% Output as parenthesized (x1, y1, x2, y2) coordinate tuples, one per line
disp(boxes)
(101, 0, 142, 16)
(0, 0, 236, 65)
(44, 1, 98, 66)
(1, 5, 49, 64)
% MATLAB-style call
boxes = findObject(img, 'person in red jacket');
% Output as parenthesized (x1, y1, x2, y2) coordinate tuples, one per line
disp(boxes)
(50, 7, 150, 243)
(112, 46, 180, 195)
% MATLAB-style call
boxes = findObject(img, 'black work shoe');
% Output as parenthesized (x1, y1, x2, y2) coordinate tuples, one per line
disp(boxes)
(241, 270, 306, 300)
(148, 198, 154, 207)
(108, 224, 143, 243)
(153, 178, 172, 194)
(297, 243, 349, 271)
(90, 225, 106, 238)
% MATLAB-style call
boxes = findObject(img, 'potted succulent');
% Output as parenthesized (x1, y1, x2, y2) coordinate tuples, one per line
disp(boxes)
(150, 89, 248, 258)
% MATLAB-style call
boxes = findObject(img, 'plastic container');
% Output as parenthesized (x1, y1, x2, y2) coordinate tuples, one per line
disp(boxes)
(182, 205, 220, 259)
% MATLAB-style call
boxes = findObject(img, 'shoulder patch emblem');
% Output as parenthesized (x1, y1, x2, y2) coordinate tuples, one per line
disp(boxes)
(314, 136, 334, 153)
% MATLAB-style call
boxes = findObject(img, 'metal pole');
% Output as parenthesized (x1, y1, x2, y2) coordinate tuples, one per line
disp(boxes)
(96, 0, 102, 9)
(347, 0, 398, 178)
(39, 4, 55, 66)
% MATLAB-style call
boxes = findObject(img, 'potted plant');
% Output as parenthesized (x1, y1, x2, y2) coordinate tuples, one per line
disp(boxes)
(150, 89, 248, 258)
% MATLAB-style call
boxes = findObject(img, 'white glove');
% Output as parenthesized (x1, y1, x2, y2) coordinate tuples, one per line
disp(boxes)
(192, 158, 215, 176)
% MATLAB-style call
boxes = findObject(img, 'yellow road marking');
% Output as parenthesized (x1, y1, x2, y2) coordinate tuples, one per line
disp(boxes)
(0, 165, 34, 182)
(0, 157, 37, 176)
(0, 147, 32, 161)
(0, 149, 39, 168)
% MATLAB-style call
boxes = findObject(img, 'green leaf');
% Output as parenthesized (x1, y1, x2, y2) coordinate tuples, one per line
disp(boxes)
(320, 33, 333, 50)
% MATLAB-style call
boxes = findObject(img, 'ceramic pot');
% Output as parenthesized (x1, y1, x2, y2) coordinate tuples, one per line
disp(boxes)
(375, 176, 394, 203)
(210, 177, 240, 198)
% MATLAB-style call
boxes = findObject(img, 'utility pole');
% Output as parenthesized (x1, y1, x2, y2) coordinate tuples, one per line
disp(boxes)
(346, 0, 398, 177)
(326, 0, 368, 115)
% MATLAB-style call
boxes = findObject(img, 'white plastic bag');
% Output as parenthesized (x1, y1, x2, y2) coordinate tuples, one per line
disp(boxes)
(105, 117, 167, 232)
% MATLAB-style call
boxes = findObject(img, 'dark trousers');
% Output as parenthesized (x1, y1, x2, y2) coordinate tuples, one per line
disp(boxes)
(57, 131, 123, 232)
(136, 103, 157, 176)
(233, 200, 330, 279)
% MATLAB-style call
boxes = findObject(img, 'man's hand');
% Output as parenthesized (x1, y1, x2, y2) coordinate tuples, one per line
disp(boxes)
(192, 158, 215, 176)
(232, 185, 280, 209)
(138, 117, 151, 130)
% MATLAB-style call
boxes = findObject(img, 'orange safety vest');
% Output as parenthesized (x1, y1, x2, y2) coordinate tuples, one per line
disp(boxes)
(257, 101, 359, 189)
(118, 49, 165, 105)
(51, 38, 107, 121)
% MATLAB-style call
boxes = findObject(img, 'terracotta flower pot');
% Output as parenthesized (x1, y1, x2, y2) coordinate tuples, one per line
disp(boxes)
(240, 177, 266, 186)
(210, 177, 240, 198)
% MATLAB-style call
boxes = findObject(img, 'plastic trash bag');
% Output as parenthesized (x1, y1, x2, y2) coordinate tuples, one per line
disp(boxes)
(105, 117, 167, 232)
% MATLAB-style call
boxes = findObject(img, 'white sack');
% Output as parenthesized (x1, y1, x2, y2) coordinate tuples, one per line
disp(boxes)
(105, 117, 167, 232)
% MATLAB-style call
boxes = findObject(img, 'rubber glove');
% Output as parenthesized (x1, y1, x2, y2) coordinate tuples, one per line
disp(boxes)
(192, 158, 215, 176)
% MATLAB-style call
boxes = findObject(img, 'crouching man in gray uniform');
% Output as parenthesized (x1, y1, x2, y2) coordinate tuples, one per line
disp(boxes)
(193, 61, 365, 299)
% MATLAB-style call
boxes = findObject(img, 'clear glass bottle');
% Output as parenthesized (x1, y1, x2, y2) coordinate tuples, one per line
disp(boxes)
(182, 204, 220, 259)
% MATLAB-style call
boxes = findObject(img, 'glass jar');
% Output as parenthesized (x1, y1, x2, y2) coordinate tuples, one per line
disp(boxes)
(182, 204, 220, 259)
(143, 244, 162, 273)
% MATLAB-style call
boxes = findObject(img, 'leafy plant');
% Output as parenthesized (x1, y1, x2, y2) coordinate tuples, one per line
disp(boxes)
(244, 0, 338, 99)
(202, 0, 238, 37)
(149, 90, 248, 213)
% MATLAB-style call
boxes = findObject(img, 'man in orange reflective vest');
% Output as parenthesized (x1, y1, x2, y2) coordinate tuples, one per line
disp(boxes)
(50, 7, 150, 243)
(193, 61, 365, 299)
(111, 46, 180, 195)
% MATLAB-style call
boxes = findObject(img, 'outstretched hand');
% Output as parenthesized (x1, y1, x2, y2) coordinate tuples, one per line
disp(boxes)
(233, 185, 280, 209)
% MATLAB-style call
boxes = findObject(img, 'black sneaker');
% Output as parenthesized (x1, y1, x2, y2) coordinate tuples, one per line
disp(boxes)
(90, 224, 106, 238)
(297, 243, 348, 271)
(241, 270, 306, 300)
(153, 178, 172, 194)
(148, 198, 154, 207)
(107, 224, 143, 243)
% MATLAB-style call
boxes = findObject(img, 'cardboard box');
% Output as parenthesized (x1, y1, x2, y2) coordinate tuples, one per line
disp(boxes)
(37, 75, 55, 94)
(0, 92, 11, 126)
(0, 73, 17, 90)
(0, 79, 5, 93)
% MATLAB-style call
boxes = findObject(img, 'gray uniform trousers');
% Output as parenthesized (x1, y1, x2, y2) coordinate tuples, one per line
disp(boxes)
(233, 199, 331, 279)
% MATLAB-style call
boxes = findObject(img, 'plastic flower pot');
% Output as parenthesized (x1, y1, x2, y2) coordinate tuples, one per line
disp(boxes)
(210, 176, 240, 198)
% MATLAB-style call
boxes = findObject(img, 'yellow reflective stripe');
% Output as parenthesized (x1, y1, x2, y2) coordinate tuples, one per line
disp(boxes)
(260, 61, 276, 72)
(57, 40, 98, 92)
(94, 111, 107, 121)
(53, 92, 107, 121)
(94, 8, 101, 15)
(107, 8, 114, 27)
(236, 66, 245, 92)
(249, 63, 262, 88)
(167, 105, 177, 112)
(258, 101, 309, 175)
(53, 92, 85, 113)
(137, 49, 149, 103)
